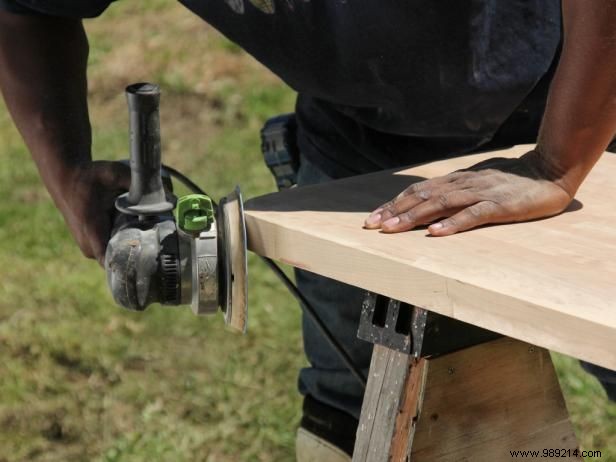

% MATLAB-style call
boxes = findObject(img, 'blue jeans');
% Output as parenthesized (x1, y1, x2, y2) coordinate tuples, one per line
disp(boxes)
(295, 157, 372, 420)
(294, 155, 616, 420)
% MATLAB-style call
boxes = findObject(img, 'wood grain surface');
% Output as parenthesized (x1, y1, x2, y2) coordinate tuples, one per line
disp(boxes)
(245, 145, 616, 370)
(352, 345, 416, 462)
(411, 338, 580, 461)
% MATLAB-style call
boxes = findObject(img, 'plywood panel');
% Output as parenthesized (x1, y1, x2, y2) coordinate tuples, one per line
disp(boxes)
(411, 338, 580, 461)
(245, 145, 616, 370)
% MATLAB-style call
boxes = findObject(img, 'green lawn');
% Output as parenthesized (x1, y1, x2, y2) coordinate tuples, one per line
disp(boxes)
(0, 2, 614, 461)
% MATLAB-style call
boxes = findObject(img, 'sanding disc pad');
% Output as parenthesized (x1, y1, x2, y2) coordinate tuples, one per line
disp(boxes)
(219, 186, 248, 333)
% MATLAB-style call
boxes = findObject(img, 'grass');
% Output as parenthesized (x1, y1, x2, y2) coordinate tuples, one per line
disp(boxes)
(0, 1, 614, 461)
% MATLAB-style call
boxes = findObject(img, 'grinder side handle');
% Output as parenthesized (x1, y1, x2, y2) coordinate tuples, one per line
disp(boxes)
(116, 82, 174, 216)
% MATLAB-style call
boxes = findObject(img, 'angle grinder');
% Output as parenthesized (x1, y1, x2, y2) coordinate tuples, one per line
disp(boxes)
(104, 83, 248, 333)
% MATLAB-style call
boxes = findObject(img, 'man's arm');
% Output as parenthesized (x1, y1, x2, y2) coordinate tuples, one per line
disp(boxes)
(365, 0, 616, 236)
(537, 0, 616, 195)
(0, 10, 129, 263)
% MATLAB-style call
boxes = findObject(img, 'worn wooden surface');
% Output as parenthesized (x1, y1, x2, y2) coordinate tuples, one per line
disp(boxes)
(410, 338, 580, 461)
(389, 358, 427, 461)
(352, 345, 418, 462)
(245, 145, 616, 370)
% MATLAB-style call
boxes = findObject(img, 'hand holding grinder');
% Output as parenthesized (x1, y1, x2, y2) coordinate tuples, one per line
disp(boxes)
(104, 83, 248, 333)
(102, 83, 366, 387)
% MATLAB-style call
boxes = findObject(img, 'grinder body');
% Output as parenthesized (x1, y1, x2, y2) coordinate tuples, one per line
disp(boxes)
(104, 83, 247, 332)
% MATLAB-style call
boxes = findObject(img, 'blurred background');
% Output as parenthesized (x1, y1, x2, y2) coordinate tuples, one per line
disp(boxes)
(0, 1, 613, 461)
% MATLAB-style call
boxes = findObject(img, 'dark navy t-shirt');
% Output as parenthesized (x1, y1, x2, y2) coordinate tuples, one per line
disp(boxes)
(0, 0, 562, 177)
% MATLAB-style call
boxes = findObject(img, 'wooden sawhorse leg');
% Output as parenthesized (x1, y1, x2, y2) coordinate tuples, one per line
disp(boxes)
(353, 337, 580, 461)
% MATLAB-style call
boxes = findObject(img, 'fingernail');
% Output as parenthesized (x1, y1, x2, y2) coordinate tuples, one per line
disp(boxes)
(365, 213, 382, 225)
(430, 222, 443, 231)
(382, 217, 400, 228)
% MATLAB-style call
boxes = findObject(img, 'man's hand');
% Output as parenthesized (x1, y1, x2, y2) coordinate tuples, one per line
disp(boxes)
(364, 151, 573, 236)
(56, 162, 130, 265)
(367, 0, 616, 237)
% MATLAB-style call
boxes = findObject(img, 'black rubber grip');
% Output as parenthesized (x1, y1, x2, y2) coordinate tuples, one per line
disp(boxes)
(120, 82, 173, 215)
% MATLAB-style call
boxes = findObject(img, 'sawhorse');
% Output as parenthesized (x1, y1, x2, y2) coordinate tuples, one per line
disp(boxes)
(353, 294, 581, 461)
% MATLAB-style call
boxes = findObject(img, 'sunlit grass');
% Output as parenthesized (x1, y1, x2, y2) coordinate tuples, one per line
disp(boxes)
(0, 1, 614, 461)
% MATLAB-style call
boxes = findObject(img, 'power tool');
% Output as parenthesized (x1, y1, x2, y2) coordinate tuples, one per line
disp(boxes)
(102, 83, 366, 387)
(104, 83, 248, 332)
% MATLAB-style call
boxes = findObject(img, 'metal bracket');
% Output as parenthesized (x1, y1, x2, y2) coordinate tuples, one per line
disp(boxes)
(357, 292, 501, 357)
(357, 293, 426, 357)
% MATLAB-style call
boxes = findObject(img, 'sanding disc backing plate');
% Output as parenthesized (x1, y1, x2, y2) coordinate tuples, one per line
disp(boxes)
(219, 186, 248, 333)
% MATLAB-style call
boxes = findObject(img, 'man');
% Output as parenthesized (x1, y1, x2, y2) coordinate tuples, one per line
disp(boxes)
(0, 1, 615, 460)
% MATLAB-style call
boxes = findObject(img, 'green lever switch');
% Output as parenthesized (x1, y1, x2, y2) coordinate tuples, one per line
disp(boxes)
(175, 194, 214, 232)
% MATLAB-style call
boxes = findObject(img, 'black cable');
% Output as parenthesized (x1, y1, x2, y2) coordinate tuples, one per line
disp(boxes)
(260, 256, 368, 388)
(164, 165, 368, 389)
(163, 165, 212, 206)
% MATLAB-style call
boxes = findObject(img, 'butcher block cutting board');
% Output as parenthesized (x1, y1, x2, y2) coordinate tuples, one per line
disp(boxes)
(245, 145, 616, 370)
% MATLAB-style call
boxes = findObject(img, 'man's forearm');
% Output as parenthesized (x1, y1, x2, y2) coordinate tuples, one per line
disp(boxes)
(538, 0, 616, 196)
(0, 10, 91, 205)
